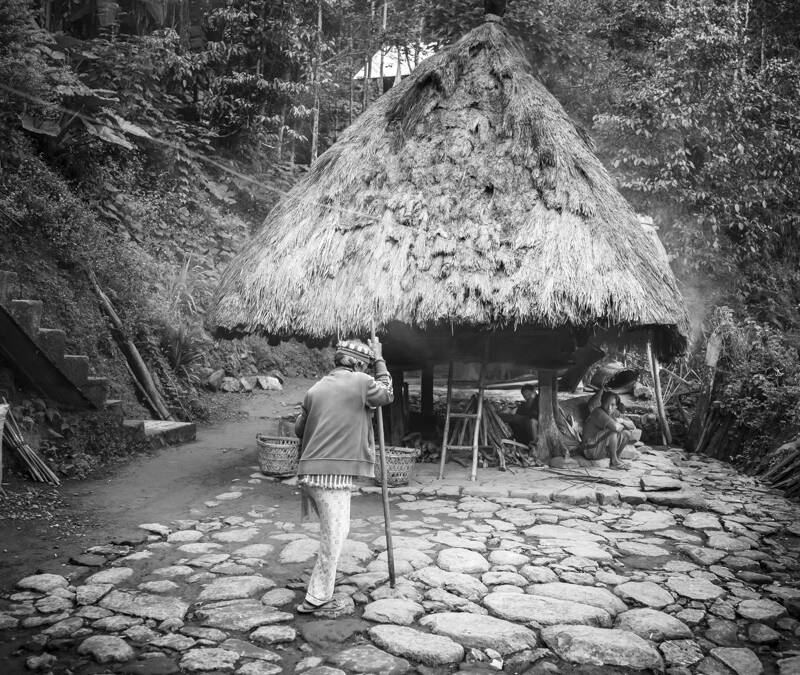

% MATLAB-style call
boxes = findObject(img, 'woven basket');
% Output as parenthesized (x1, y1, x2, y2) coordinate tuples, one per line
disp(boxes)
(257, 435, 300, 476)
(374, 446, 417, 487)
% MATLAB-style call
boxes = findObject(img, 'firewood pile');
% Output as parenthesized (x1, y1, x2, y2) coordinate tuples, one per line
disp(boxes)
(1, 401, 60, 486)
(404, 396, 538, 469)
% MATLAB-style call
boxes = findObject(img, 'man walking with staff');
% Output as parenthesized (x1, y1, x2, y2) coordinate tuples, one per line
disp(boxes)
(293, 337, 393, 615)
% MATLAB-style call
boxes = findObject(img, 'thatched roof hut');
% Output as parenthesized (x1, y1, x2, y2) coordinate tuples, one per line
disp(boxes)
(213, 14, 688, 367)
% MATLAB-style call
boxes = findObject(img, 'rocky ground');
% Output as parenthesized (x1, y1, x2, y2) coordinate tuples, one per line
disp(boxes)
(1, 445, 800, 674)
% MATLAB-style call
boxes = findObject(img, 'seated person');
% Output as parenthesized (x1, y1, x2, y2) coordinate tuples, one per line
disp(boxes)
(579, 391, 637, 470)
(505, 384, 539, 446)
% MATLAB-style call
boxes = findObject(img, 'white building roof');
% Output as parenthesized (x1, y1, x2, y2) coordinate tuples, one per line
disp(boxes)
(353, 43, 435, 80)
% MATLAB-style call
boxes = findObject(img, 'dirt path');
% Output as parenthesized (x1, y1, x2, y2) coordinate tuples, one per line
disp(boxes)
(0, 380, 316, 593)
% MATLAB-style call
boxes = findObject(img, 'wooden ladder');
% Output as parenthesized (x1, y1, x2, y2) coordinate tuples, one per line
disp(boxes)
(438, 356, 489, 482)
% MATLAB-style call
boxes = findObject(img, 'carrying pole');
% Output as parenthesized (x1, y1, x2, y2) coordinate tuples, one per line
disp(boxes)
(371, 321, 396, 587)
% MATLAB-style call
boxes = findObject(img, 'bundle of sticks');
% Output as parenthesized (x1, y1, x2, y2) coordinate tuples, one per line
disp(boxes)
(1, 402, 61, 486)
(446, 395, 531, 468)
(693, 402, 748, 460)
(755, 437, 800, 499)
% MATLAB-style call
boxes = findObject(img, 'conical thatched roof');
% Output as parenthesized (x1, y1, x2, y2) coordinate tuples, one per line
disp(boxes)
(214, 16, 688, 359)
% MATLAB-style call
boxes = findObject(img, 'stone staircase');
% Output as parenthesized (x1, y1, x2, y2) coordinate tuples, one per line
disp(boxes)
(0, 270, 114, 411)
(0, 270, 195, 447)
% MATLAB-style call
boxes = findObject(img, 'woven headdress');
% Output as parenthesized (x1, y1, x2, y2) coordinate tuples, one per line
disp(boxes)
(335, 339, 374, 365)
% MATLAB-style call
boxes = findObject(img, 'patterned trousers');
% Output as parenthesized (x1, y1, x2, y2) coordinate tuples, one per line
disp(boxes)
(303, 485, 351, 606)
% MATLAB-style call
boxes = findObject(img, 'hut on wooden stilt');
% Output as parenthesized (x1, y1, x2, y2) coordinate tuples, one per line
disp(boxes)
(213, 7, 688, 462)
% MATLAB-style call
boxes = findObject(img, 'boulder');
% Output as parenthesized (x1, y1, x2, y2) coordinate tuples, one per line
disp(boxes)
(614, 608, 693, 641)
(17, 574, 69, 593)
(327, 644, 410, 674)
(362, 599, 424, 625)
(368, 624, 464, 667)
(420, 611, 537, 655)
(77, 635, 135, 664)
(614, 581, 675, 609)
(220, 377, 242, 392)
(179, 647, 239, 672)
(195, 599, 293, 631)
(666, 576, 725, 601)
(198, 576, 276, 602)
(526, 582, 627, 616)
(99, 590, 189, 621)
(257, 376, 283, 391)
(710, 647, 764, 675)
(483, 592, 612, 628)
(541, 625, 663, 670)
(206, 370, 226, 390)
(436, 548, 490, 574)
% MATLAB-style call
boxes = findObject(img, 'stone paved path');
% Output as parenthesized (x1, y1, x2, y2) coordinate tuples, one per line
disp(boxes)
(2, 446, 800, 674)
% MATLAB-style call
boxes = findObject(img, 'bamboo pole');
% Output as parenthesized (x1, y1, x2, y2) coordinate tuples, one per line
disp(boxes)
(438, 360, 454, 480)
(87, 270, 173, 421)
(371, 321, 395, 587)
(470, 340, 490, 481)
(0, 403, 7, 495)
(647, 342, 672, 445)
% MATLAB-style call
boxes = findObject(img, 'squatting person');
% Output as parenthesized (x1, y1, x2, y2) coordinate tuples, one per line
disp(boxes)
(293, 338, 392, 615)
(579, 391, 637, 470)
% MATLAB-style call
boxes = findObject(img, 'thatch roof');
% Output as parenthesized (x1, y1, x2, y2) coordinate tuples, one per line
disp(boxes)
(214, 16, 689, 360)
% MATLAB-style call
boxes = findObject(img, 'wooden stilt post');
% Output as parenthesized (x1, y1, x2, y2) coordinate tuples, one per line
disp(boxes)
(421, 364, 434, 418)
(390, 369, 404, 445)
(438, 361, 454, 480)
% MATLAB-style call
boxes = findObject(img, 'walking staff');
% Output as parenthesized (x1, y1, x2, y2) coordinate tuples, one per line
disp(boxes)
(372, 321, 396, 587)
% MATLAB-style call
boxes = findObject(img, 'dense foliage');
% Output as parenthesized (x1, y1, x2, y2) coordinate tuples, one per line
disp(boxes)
(707, 307, 800, 461)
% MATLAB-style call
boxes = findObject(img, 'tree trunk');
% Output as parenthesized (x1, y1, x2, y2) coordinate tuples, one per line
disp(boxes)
(277, 102, 287, 161)
(362, 0, 376, 111)
(537, 369, 562, 459)
(760, 0, 766, 71)
(379, 0, 388, 93)
(349, 36, 355, 125)
(394, 44, 403, 86)
(310, 0, 323, 163)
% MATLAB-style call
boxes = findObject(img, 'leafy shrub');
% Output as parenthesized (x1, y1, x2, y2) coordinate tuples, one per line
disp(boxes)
(709, 307, 800, 459)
